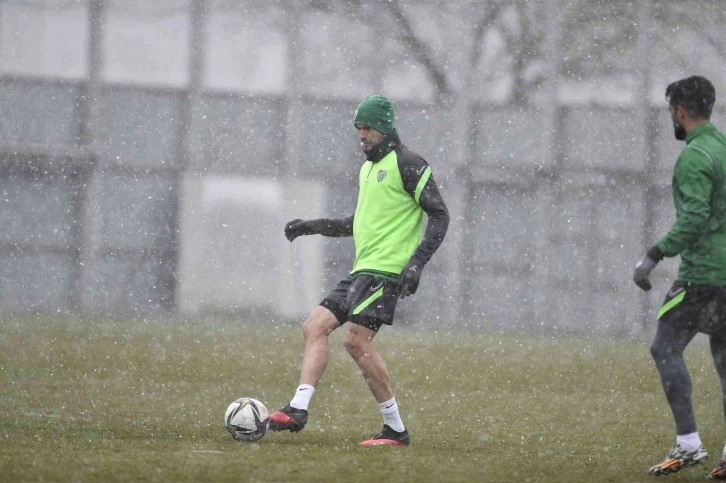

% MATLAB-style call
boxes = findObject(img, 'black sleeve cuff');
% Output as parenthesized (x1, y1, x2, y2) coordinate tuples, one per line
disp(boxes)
(647, 245, 664, 262)
(408, 252, 427, 269)
(317, 215, 354, 237)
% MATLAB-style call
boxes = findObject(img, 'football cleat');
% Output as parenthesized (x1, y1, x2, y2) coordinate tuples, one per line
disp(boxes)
(268, 404, 308, 433)
(359, 425, 410, 447)
(707, 461, 726, 479)
(648, 443, 707, 476)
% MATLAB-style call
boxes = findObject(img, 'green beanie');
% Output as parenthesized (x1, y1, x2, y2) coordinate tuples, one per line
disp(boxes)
(354, 95, 395, 134)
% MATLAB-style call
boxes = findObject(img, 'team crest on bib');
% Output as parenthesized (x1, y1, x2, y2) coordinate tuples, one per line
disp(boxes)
(377, 170, 387, 182)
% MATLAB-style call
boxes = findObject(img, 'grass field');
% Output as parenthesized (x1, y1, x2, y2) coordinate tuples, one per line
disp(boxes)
(1, 315, 724, 482)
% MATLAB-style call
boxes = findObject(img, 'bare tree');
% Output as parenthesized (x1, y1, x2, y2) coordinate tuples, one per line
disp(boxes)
(302, 0, 725, 105)
(304, 0, 554, 105)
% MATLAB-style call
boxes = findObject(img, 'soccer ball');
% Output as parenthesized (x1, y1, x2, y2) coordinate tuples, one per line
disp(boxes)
(224, 397, 270, 442)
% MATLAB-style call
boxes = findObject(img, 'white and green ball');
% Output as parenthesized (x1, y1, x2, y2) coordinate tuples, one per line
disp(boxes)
(224, 397, 270, 442)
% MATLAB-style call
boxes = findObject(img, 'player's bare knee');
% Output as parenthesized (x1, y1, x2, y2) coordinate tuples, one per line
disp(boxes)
(302, 317, 329, 343)
(344, 332, 367, 358)
(343, 335, 359, 357)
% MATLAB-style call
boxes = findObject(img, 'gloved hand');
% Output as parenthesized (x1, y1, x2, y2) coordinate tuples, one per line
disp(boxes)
(633, 254, 658, 291)
(396, 260, 424, 299)
(284, 219, 321, 242)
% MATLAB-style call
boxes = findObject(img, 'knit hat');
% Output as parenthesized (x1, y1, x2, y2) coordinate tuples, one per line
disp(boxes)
(354, 95, 395, 134)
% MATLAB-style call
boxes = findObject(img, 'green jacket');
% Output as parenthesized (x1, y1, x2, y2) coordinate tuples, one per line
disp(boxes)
(352, 149, 428, 276)
(657, 122, 726, 285)
(351, 132, 449, 278)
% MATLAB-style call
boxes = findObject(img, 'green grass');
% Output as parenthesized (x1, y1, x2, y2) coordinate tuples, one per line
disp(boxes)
(0, 315, 723, 482)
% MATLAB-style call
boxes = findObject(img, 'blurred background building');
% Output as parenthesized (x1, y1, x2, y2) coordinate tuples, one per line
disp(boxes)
(1, 0, 725, 334)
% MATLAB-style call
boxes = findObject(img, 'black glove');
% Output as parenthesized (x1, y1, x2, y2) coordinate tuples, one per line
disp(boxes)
(284, 219, 321, 242)
(633, 254, 658, 291)
(396, 260, 424, 299)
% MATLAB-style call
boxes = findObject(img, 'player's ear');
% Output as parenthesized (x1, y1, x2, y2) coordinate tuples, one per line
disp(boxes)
(676, 105, 688, 120)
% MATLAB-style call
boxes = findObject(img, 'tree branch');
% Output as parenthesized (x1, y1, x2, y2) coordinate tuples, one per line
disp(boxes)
(383, 0, 453, 102)
(469, 1, 506, 68)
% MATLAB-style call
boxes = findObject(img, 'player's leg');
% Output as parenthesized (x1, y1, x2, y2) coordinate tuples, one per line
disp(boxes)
(706, 301, 726, 479)
(300, 305, 341, 387)
(342, 275, 409, 446)
(269, 280, 349, 433)
(650, 318, 699, 435)
(343, 322, 392, 403)
(344, 322, 409, 446)
(648, 284, 707, 475)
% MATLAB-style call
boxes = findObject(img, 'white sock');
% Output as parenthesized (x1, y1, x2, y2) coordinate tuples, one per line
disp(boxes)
(722, 441, 726, 461)
(379, 397, 405, 433)
(289, 384, 315, 411)
(677, 432, 702, 451)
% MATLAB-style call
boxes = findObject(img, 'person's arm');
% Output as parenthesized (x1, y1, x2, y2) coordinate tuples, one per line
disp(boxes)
(319, 215, 354, 237)
(656, 147, 714, 258)
(409, 177, 449, 266)
(633, 147, 713, 290)
(284, 215, 354, 242)
(396, 150, 450, 297)
(398, 152, 450, 265)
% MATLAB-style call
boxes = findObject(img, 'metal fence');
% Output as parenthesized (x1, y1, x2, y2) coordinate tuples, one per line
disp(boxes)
(1, 0, 724, 335)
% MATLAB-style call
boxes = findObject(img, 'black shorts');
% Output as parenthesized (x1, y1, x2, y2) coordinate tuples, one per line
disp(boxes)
(658, 280, 726, 336)
(319, 274, 399, 332)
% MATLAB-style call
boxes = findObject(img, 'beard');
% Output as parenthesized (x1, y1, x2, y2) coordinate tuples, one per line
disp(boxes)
(360, 138, 383, 158)
(672, 116, 686, 141)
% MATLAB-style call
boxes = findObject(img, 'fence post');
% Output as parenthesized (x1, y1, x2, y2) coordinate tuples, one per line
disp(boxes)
(173, 0, 208, 311)
(532, 0, 562, 328)
(76, 0, 105, 311)
(636, 0, 656, 335)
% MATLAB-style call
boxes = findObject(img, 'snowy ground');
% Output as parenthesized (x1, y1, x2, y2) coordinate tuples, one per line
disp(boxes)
(0, 315, 721, 482)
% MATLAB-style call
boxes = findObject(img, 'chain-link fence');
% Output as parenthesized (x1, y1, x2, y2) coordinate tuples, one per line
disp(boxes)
(1, 0, 724, 335)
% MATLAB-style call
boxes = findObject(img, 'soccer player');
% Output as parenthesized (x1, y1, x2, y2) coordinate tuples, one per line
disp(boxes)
(269, 95, 449, 446)
(633, 76, 726, 478)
